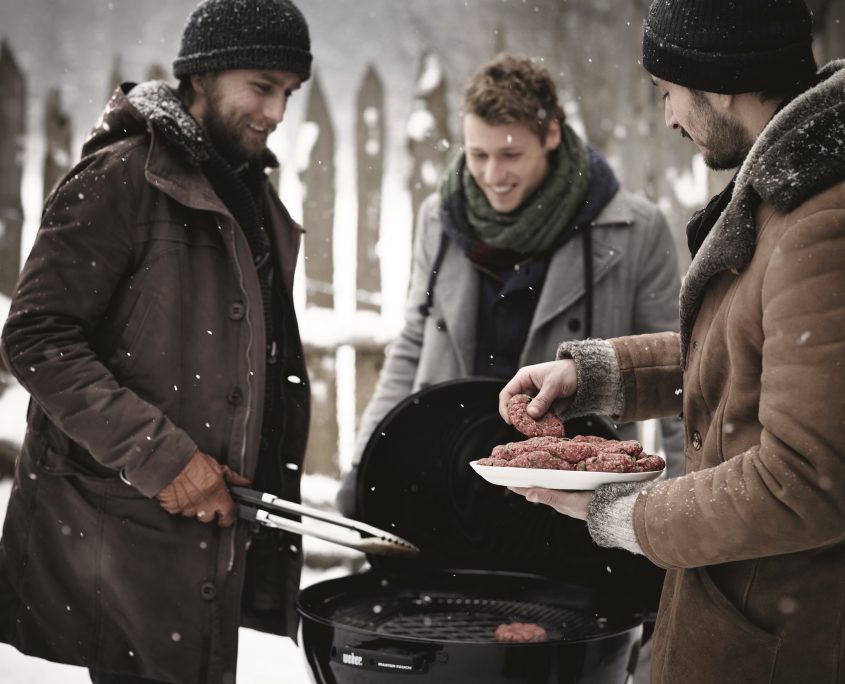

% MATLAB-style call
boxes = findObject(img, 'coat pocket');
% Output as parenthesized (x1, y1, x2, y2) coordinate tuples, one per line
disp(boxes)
(28, 406, 120, 479)
(13, 458, 203, 676)
(652, 567, 781, 683)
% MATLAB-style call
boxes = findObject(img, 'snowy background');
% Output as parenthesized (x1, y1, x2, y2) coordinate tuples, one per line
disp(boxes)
(1, 0, 842, 681)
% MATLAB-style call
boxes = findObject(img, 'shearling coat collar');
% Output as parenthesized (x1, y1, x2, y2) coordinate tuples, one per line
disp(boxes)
(679, 60, 845, 363)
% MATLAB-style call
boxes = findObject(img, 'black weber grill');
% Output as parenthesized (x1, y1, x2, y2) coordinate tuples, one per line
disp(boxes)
(297, 378, 663, 683)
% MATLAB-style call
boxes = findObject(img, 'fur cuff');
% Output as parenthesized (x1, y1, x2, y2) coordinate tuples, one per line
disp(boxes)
(586, 482, 647, 555)
(555, 339, 623, 419)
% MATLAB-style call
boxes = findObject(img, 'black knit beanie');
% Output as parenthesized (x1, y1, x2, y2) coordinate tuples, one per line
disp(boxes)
(173, 0, 312, 82)
(643, 0, 817, 94)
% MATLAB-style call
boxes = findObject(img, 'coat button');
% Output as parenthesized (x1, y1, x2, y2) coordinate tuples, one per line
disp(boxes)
(436, 319, 447, 331)
(691, 431, 703, 450)
(229, 302, 245, 320)
(227, 388, 243, 405)
(568, 318, 582, 333)
(200, 581, 217, 601)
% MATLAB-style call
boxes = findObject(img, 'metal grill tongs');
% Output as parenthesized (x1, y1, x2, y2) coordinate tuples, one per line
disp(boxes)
(230, 486, 420, 558)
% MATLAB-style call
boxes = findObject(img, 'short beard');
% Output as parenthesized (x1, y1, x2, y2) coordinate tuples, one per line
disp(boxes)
(691, 90, 752, 170)
(201, 79, 259, 166)
(204, 109, 253, 167)
(702, 118, 751, 170)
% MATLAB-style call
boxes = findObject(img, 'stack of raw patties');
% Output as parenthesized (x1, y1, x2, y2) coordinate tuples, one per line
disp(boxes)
(477, 394, 664, 473)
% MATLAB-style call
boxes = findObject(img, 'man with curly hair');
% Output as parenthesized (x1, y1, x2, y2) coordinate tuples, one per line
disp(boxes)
(339, 53, 684, 510)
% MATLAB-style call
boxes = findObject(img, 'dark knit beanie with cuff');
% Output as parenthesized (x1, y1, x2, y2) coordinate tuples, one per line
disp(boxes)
(173, 0, 312, 83)
(643, 0, 817, 94)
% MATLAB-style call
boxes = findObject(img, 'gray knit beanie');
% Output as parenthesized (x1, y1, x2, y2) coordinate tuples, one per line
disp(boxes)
(173, 0, 312, 83)
(642, 0, 817, 94)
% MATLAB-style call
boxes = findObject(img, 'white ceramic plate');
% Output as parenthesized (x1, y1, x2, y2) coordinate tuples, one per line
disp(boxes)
(469, 459, 664, 491)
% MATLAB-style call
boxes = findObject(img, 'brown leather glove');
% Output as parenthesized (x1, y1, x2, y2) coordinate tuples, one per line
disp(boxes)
(156, 451, 251, 527)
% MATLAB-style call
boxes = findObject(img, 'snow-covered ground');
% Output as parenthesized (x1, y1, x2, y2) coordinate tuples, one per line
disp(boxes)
(0, 476, 358, 683)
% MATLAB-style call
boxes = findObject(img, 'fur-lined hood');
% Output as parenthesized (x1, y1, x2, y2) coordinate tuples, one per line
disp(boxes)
(679, 60, 845, 362)
(81, 80, 278, 168)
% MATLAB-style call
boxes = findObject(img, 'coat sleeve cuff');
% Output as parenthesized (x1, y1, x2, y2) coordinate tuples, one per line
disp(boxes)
(555, 339, 624, 419)
(586, 481, 647, 555)
(121, 432, 198, 498)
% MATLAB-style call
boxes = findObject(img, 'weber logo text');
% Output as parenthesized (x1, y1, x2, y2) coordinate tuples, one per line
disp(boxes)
(342, 652, 363, 667)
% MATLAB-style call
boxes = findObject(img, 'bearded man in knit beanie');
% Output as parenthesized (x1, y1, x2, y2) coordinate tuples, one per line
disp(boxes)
(0, 1, 313, 682)
(501, 1, 845, 683)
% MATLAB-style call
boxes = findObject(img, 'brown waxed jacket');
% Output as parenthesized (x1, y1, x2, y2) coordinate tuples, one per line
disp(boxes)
(0, 82, 310, 683)
(611, 62, 845, 683)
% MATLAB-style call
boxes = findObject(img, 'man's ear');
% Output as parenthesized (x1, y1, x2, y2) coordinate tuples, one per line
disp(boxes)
(716, 92, 735, 111)
(187, 74, 209, 121)
(545, 117, 562, 151)
(191, 74, 207, 96)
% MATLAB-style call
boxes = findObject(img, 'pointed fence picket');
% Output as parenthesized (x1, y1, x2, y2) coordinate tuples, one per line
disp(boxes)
(406, 52, 451, 245)
(43, 88, 72, 202)
(0, 40, 25, 299)
(355, 64, 385, 312)
(300, 70, 336, 312)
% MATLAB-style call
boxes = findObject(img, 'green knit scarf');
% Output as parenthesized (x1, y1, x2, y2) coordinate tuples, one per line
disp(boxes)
(440, 123, 591, 254)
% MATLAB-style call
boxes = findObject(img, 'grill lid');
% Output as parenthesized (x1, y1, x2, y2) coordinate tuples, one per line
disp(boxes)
(355, 378, 663, 613)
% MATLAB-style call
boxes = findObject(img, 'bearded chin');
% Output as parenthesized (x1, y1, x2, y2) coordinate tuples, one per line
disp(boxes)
(700, 110, 753, 171)
(704, 152, 742, 171)
(703, 134, 751, 171)
(203, 111, 253, 166)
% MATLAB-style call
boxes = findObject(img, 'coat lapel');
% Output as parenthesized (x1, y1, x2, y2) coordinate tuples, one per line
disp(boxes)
(529, 232, 621, 333)
(437, 243, 481, 375)
(144, 129, 229, 215)
(678, 193, 756, 364)
(529, 192, 631, 336)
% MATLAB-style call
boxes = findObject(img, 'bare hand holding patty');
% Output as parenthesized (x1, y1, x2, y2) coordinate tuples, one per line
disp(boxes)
(498, 359, 577, 423)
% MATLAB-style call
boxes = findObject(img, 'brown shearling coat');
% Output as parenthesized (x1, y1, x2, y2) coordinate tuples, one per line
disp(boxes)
(0, 82, 310, 683)
(608, 62, 845, 683)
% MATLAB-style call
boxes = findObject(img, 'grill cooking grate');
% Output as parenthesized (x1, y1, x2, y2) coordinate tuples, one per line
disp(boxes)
(331, 593, 604, 642)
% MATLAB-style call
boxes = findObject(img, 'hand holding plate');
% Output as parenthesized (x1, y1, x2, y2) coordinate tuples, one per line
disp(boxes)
(508, 486, 593, 520)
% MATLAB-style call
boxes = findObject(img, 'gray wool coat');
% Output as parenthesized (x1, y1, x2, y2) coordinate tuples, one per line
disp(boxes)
(352, 188, 684, 471)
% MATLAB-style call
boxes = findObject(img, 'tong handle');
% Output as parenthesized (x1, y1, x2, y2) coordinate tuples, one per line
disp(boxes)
(237, 504, 418, 557)
(238, 504, 325, 540)
(230, 486, 392, 540)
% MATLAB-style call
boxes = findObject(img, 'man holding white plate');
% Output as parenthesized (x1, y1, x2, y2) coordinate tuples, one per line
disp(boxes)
(499, 1, 845, 683)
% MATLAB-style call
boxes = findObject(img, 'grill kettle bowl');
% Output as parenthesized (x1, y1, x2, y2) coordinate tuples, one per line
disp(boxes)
(298, 568, 643, 684)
